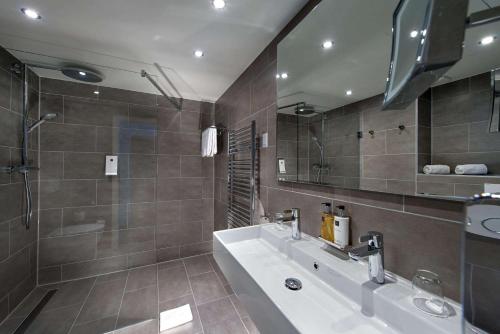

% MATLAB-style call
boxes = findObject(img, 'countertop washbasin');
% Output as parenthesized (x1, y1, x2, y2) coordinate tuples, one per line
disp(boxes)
(213, 223, 461, 334)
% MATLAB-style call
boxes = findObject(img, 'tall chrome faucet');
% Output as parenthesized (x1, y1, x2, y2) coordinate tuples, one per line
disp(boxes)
(290, 208, 301, 240)
(349, 231, 384, 284)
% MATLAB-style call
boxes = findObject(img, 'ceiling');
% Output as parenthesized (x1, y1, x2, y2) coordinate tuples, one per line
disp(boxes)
(277, 0, 500, 113)
(0, 0, 308, 102)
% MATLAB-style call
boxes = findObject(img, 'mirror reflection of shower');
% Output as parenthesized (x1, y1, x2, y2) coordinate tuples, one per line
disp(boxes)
(308, 112, 329, 183)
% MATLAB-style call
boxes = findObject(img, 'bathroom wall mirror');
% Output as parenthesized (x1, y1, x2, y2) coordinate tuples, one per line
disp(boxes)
(276, 0, 500, 200)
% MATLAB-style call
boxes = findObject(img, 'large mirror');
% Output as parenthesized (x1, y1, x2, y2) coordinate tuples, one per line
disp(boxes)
(276, 0, 500, 199)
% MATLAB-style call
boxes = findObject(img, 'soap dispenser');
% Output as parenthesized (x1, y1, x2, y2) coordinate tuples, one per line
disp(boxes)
(320, 202, 334, 242)
(333, 205, 349, 248)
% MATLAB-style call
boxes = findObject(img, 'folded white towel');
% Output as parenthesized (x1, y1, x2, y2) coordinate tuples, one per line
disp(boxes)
(201, 126, 218, 157)
(455, 164, 488, 175)
(423, 165, 450, 174)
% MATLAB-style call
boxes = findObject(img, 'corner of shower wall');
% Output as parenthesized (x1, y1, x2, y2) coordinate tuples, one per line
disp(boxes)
(0, 45, 40, 323)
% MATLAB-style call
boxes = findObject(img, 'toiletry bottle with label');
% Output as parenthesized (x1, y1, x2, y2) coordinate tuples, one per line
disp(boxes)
(334, 205, 350, 248)
(320, 203, 335, 241)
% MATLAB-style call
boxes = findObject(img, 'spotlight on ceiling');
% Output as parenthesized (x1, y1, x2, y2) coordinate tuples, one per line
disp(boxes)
(280, 72, 288, 79)
(410, 30, 418, 38)
(194, 50, 204, 58)
(21, 8, 41, 20)
(479, 35, 495, 45)
(345, 90, 353, 96)
(322, 40, 334, 49)
(212, 0, 226, 9)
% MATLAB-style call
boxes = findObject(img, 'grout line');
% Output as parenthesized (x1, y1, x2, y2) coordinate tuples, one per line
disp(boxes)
(113, 270, 130, 330)
(156, 261, 160, 333)
(68, 276, 97, 333)
(228, 296, 250, 334)
(183, 260, 205, 334)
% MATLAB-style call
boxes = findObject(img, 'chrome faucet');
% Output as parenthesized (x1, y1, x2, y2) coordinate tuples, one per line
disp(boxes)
(290, 208, 301, 240)
(349, 231, 384, 284)
(274, 208, 301, 240)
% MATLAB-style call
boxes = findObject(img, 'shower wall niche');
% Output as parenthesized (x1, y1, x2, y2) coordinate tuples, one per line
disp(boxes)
(0, 46, 38, 323)
(37, 78, 214, 284)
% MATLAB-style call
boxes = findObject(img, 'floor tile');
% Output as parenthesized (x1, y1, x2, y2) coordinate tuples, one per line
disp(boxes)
(157, 259, 184, 271)
(196, 297, 238, 328)
(116, 286, 158, 329)
(44, 277, 96, 311)
(75, 278, 126, 324)
(125, 265, 157, 292)
(203, 317, 247, 334)
(95, 270, 128, 283)
(159, 294, 202, 334)
(229, 294, 249, 318)
(242, 316, 260, 334)
(183, 255, 213, 278)
(26, 304, 81, 334)
(113, 319, 158, 334)
(208, 255, 229, 286)
(189, 272, 227, 305)
(158, 266, 191, 302)
(69, 315, 117, 334)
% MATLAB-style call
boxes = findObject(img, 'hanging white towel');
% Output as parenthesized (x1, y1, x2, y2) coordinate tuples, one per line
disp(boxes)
(201, 126, 218, 157)
(455, 164, 488, 175)
(423, 165, 450, 174)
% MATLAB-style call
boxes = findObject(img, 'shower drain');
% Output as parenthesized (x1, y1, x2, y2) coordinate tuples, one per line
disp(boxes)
(285, 278, 302, 291)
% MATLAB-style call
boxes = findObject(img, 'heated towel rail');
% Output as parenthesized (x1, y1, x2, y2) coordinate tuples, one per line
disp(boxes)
(227, 121, 256, 229)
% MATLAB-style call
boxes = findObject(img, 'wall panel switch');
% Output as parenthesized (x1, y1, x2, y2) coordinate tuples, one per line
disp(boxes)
(105, 155, 118, 176)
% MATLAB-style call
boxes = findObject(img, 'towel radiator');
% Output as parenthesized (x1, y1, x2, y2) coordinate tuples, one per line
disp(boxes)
(227, 121, 256, 228)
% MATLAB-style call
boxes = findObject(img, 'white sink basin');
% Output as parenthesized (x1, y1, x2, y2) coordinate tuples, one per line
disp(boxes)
(213, 224, 461, 334)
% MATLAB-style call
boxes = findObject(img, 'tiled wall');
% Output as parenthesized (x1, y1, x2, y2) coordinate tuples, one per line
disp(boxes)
(0, 47, 38, 322)
(214, 0, 464, 301)
(417, 73, 500, 196)
(37, 78, 214, 284)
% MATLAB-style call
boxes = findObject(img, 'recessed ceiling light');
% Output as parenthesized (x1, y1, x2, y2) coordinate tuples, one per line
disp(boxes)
(322, 40, 333, 49)
(280, 72, 288, 79)
(479, 35, 495, 45)
(194, 50, 204, 58)
(78, 71, 86, 76)
(276, 74, 280, 79)
(21, 8, 41, 20)
(345, 90, 352, 96)
(212, 0, 226, 9)
(410, 30, 418, 38)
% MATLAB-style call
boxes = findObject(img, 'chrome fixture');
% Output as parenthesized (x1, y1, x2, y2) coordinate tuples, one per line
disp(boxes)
(291, 208, 301, 240)
(28, 113, 56, 133)
(141, 62, 183, 111)
(284, 278, 302, 291)
(349, 231, 385, 284)
(227, 121, 257, 228)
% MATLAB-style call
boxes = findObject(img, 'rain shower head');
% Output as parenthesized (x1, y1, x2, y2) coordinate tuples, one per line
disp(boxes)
(28, 113, 56, 133)
(295, 104, 315, 115)
(61, 67, 103, 83)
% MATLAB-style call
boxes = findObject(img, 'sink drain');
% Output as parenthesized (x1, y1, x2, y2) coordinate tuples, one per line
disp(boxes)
(285, 278, 302, 291)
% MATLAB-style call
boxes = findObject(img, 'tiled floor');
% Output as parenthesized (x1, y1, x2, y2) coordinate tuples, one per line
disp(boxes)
(0, 255, 260, 334)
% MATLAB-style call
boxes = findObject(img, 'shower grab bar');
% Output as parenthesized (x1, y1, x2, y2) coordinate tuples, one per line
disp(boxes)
(141, 70, 182, 111)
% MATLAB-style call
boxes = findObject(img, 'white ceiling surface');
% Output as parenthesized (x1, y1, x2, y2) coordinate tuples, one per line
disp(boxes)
(278, 0, 500, 112)
(0, 0, 308, 102)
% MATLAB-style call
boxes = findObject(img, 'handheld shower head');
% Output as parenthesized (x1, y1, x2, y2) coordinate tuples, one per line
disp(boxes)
(28, 113, 57, 133)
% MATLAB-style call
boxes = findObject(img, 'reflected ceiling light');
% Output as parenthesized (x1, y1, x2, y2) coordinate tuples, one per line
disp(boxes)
(212, 0, 226, 9)
(410, 30, 418, 38)
(78, 71, 86, 76)
(93, 90, 99, 95)
(322, 40, 333, 49)
(21, 8, 41, 20)
(276, 73, 280, 79)
(345, 90, 352, 96)
(160, 304, 193, 331)
(194, 50, 204, 58)
(479, 35, 495, 45)
(280, 72, 288, 79)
